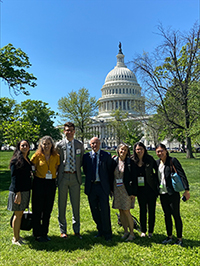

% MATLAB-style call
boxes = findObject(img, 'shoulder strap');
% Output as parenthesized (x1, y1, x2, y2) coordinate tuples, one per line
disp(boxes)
(170, 159, 177, 173)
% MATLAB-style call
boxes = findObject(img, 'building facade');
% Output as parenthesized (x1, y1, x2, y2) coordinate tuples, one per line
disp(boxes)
(86, 43, 146, 148)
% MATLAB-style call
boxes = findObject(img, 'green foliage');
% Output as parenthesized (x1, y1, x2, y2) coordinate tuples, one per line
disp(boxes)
(2, 121, 40, 147)
(19, 99, 61, 144)
(0, 151, 200, 265)
(133, 23, 200, 158)
(125, 120, 144, 148)
(109, 110, 144, 146)
(0, 97, 19, 147)
(0, 43, 37, 95)
(58, 87, 99, 142)
(0, 98, 61, 147)
(110, 109, 129, 145)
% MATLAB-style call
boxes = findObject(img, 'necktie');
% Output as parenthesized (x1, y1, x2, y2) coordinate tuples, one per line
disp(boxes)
(69, 142, 74, 172)
(92, 153, 97, 181)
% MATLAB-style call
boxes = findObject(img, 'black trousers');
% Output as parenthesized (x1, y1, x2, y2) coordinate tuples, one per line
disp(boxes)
(160, 192, 182, 238)
(88, 183, 112, 240)
(32, 177, 56, 237)
(137, 189, 157, 234)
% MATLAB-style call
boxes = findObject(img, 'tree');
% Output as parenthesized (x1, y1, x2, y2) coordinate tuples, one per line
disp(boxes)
(58, 87, 99, 142)
(0, 43, 37, 95)
(109, 109, 128, 145)
(19, 100, 61, 146)
(3, 121, 40, 147)
(0, 97, 19, 147)
(132, 23, 200, 158)
(108, 109, 143, 146)
(125, 120, 144, 149)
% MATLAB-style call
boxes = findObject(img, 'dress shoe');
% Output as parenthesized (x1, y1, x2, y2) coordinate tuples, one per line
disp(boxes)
(60, 233, 68, 239)
(44, 235, 51, 241)
(94, 232, 102, 238)
(74, 233, 82, 239)
(35, 236, 47, 242)
(105, 237, 112, 242)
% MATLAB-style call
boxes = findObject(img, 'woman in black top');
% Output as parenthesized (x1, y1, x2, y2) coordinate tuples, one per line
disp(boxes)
(132, 142, 159, 238)
(7, 140, 32, 246)
(156, 143, 190, 246)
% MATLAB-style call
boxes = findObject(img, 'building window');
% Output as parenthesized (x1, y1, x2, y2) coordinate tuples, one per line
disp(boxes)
(116, 89, 118, 94)
(119, 89, 121, 94)
(116, 101, 118, 109)
(112, 89, 114, 94)
(123, 101, 126, 110)
(123, 88, 125, 93)
(129, 89, 131, 94)
(126, 88, 128, 93)
(119, 101, 122, 109)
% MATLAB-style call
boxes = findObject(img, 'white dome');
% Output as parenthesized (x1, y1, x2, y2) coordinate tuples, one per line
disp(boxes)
(105, 67, 137, 83)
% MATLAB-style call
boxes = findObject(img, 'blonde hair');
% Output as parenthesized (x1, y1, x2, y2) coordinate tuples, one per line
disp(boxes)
(35, 135, 58, 156)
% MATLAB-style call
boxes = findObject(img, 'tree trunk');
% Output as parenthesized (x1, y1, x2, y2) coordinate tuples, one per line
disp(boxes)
(186, 136, 194, 158)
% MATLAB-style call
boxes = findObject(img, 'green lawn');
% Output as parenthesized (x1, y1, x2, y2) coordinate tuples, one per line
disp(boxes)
(0, 150, 200, 266)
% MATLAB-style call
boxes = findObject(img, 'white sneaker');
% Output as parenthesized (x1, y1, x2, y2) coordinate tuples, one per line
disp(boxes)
(12, 239, 25, 246)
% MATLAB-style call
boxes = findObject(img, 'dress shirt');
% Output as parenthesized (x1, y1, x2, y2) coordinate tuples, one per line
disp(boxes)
(64, 139, 76, 172)
(92, 149, 100, 182)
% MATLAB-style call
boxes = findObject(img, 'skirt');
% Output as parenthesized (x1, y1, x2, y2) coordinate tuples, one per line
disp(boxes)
(7, 191, 30, 211)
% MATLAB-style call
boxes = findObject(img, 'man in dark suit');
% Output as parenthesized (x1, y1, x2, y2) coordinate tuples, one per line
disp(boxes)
(56, 122, 84, 239)
(83, 137, 114, 241)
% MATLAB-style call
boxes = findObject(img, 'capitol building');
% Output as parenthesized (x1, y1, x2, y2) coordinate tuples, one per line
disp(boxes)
(87, 43, 147, 148)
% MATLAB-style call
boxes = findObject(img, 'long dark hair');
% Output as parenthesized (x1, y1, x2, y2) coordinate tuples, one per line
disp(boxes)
(155, 143, 169, 157)
(132, 142, 148, 164)
(9, 140, 30, 169)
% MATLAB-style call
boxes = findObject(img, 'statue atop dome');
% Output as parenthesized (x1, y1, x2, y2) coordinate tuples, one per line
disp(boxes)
(119, 42, 123, 54)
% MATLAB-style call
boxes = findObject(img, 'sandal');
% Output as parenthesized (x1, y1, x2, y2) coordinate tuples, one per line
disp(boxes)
(125, 234, 135, 241)
(121, 232, 129, 239)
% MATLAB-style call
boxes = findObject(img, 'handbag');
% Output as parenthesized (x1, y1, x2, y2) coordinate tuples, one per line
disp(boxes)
(10, 208, 33, 231)
(170, 160, 185, 192)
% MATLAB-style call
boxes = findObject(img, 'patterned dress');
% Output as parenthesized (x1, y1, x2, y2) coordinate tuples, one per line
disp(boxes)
(112, 160, 134, 210)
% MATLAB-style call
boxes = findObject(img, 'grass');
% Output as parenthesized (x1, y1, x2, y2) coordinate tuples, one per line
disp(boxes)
(0, 150, 200, 266)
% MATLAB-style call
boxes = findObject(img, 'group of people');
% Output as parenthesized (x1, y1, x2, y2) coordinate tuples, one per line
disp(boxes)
(7, 121, 190, 246)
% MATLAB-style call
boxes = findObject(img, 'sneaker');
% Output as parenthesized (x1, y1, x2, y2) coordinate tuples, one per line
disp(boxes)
(74, 233, 82, 239)
(148, 233, 153, 238)
(162, 237, 173, 244)
(12, 239, 25, 246)
(174, 239, 183, 246)
(60, 233, 68, 239)
(140, 232, 146, 237)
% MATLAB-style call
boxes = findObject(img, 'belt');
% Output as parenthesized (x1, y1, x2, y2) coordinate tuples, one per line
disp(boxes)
(93, 181, 101, 184)
(64, 171, 76, 174)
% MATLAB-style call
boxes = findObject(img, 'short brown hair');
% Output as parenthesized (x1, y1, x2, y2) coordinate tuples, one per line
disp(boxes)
(64, 122, 75, 130)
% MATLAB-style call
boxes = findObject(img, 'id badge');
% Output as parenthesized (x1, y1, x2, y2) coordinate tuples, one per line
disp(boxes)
(138, 176, 144, 186)
(116, 178, 123, 187)
(46, 170, 52, 179)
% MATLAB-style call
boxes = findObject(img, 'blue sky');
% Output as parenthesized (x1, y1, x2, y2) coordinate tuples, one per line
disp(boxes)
(1, 0, 199, 125)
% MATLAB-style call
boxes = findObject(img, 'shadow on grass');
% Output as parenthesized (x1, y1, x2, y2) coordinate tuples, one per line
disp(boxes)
(127, 232, 200, 248)
(0, 170, 10, 191)
(24, 231, 200, 251)
(26, 231, 119, 251)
